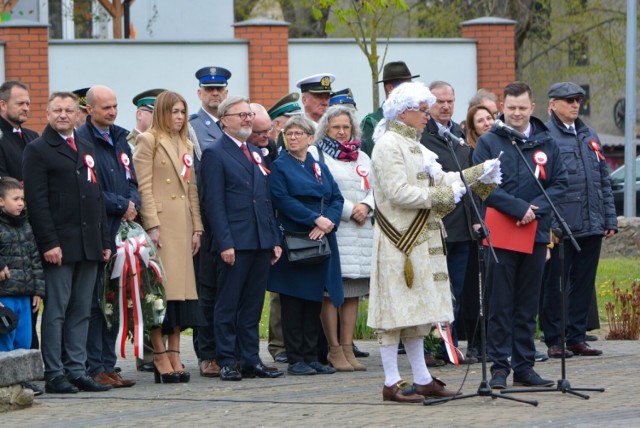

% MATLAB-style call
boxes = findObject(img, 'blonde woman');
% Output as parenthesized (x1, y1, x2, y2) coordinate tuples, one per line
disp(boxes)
(133, 91, 205, 383)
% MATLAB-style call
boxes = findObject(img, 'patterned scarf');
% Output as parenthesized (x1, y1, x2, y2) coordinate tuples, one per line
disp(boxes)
(316, 136, 360, 162)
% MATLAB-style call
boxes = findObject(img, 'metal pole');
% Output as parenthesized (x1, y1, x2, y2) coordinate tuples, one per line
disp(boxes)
(124, 1, 131, 39)
(623, 0, 637, 217)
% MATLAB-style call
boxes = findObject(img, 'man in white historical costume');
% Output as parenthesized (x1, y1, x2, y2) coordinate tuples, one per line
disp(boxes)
(368, 81, 501, 403)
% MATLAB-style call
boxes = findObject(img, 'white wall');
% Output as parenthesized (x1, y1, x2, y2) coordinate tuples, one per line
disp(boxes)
(289, 38, 478, 124)
(48, 37, 476, 131)
(130, 0, 235, 40)
(49, 40, 248, 131)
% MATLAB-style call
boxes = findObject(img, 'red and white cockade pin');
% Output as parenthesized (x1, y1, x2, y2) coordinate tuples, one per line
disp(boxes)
(252, 151, 270, 175)
(119, 152, 134, 180)
(533, 150, 548, 180)
(589, 139, 605, 162)
(181, 153, 193, 181)
(355, 164, 370, 190)
(84, 154, 97, 183)
(313, 162, 323, 184)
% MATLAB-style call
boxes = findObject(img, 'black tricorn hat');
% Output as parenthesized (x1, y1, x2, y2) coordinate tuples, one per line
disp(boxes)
(377, 61, 420, 84)
(0, 306, 18, 335)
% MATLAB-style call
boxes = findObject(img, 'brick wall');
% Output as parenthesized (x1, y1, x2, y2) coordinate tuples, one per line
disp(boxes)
(0, 22, 49, 133)
(461, 17, 516, 102)
(234, 19, 290, 108)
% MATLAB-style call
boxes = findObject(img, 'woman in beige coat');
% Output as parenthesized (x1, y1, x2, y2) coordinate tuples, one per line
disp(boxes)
(133, 91, 205, 383)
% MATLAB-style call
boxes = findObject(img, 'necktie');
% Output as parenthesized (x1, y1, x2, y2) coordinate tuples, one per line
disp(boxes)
(14, 129, 22, 140)
(241, 143, 252, 163)
(103, 131, 111, 144)
(569, 125, 576, 136)
(66, 136, 77, 152)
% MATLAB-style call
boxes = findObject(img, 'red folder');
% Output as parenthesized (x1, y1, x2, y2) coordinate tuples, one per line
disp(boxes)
(482, 207, 537, 254)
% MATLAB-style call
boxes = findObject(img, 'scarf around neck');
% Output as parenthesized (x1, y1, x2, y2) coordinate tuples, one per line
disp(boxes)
(316, 136, 360, 162)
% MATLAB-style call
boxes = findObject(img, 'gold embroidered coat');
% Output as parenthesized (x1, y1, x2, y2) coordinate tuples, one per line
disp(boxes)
(367, 121, 488, 332)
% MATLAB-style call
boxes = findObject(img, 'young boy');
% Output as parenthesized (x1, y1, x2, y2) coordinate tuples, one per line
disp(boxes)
(0, 177, 45, 395)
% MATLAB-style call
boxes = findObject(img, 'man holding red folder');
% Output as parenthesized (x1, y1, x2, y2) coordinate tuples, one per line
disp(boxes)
(473, 81, 567, 390)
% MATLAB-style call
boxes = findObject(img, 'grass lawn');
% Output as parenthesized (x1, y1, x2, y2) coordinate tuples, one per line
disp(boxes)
(257, 257, 639, 339)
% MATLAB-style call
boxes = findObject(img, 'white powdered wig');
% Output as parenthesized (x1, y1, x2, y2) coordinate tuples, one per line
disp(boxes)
(382, 81, 436, 120)
(372, 82, 436, 143)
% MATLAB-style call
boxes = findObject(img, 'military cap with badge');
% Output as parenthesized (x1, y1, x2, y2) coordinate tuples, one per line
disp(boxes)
(195, 66, 232, 87)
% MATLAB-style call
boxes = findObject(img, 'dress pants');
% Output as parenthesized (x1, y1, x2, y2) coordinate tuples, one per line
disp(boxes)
(196, 231, 218, 361)
(280, 293, 322, 365)
(86, 265, 117, 375)
(214, 249, 270, 368)
(42, 261, 98, 381)
(267, 292, 286, 359)
(486, 245, 546, 376)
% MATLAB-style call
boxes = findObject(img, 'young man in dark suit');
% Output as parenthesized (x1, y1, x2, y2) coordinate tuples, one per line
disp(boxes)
(200, 96, 283, 381)
(23, 91, 112, 394)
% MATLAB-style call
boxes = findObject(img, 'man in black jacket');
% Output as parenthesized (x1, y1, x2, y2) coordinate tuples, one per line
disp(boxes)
(474, 81, 568, 390)
(23, 91, 112, 394)
(0, 81, 39, 181)
(420, 81, 477, 365)
(540, 82, 617, 359)
(77, 85, 140, 388)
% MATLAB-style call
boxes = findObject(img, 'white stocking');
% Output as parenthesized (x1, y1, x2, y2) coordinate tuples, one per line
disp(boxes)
(403, 337, 433, 385)
(379, 344, 401, 387)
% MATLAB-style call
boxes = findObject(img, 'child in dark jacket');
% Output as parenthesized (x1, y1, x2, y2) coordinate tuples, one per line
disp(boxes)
(0, 177, 44, 352)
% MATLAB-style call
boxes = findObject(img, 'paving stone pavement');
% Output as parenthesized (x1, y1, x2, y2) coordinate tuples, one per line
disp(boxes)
(5, 337, 640, 427)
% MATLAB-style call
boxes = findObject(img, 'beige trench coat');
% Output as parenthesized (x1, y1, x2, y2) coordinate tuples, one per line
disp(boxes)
(367, 121, 471, 331)
(133, 131, 203, 301)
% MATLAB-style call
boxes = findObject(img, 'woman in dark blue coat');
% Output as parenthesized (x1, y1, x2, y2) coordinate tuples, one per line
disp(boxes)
(268, 116, 344, 376)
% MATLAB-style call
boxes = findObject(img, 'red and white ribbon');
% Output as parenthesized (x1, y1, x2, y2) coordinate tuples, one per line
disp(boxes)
(533, 150, 547, 180)
(120, 152, 134, 180)
(589, 139, 605, 162)
(436, 321, 459, 366)
(181, 153, 193, 181)
(355, 164, 370, 190)
(252, 151, 270, 176)
(313, 162, 323, 184)
(84, 154, 97, 183)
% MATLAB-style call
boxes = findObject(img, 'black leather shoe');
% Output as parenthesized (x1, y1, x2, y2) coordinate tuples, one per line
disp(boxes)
(219, 365, 242, 381)
(274, 352, 288, 364)
(287, 362, 317, 375)
(309, 361, 336, 374)
(353, 343, 369, 358)
(45, 375, 79, 394)
(69, 375, 112, 392)
(137, 362, 154, 372)
(242, 363, 284, 379)
(21, 382, 44, 396)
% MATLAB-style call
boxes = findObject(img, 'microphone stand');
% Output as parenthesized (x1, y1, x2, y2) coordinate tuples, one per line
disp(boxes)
(499, 136, 604, 399)
(423, 136, 537, 407)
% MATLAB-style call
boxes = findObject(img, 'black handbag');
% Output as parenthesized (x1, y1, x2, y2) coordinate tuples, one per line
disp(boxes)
(282, 198, 331, 265)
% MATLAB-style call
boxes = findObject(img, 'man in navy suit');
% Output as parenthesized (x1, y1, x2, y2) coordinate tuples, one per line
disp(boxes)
(200, 96, 283, 381)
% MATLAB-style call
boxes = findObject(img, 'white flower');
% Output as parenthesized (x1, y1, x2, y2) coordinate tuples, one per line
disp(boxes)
(153, 299, 165, 311)
(145, 294, 156, 303)
(104, 303, 113, 316)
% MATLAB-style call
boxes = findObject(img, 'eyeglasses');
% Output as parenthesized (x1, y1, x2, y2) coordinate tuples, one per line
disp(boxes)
(252, 126, 273, 136)
(562, 97, 584, 105)
(284, 131, 308, 139)
(224, 111, 256, 120)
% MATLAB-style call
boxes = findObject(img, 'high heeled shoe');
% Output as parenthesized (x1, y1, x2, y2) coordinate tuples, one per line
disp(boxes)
(167, 349, 190, 383)
(153, 352, 180, 384)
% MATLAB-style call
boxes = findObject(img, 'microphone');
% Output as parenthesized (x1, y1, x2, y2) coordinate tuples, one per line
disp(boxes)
(437, 126, 463, 145)
(493, 119, 528, 141)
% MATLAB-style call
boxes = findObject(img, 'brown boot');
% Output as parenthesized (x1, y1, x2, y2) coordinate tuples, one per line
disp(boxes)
(327, 345, 354, 372)
(342, 344, 366, 371)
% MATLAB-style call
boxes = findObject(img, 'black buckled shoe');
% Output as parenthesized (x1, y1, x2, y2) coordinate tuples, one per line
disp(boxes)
(219, 365, 243, 381)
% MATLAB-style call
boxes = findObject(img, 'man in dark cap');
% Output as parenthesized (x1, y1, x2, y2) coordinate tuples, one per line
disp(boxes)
(360, 61, 419, 156)
(296, 73, 335, 123)
(126, 88, 165, 147)
(540, 82, 616, 359)
(73, 87, 90, 128)
(268, 92, 302, 140)
(330, 88, 357, 110)
(189, 66, 232, 379)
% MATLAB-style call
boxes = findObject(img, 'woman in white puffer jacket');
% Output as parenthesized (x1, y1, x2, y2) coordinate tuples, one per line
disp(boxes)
(310, 105, 374, 372)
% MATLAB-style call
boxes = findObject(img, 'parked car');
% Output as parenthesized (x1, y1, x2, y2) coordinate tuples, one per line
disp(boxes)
(610, 156, 640, 216)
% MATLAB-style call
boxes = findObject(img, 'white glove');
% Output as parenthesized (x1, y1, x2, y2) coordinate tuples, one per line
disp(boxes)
(451, 181, 467, 204)
(478, 158, 502, 185)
